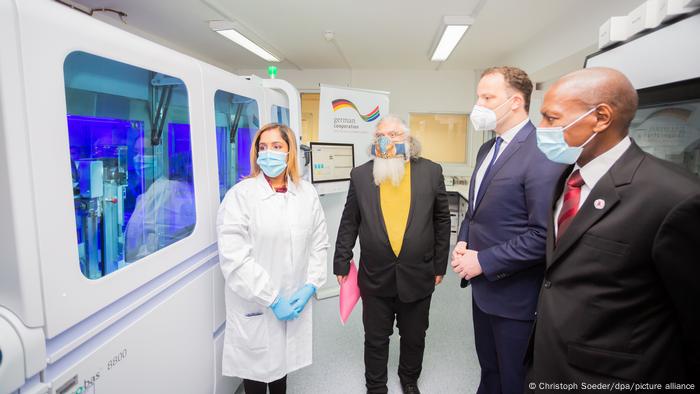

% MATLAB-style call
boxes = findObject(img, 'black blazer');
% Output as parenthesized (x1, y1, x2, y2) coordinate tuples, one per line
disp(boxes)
(333, 157, 451, 302)
(527, 142, 700, 388)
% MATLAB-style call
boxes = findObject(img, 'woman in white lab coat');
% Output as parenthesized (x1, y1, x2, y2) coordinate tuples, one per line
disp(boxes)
(216, 123, 328, 394)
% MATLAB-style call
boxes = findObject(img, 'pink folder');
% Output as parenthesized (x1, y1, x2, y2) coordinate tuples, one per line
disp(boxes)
(339, 260, 361, 325)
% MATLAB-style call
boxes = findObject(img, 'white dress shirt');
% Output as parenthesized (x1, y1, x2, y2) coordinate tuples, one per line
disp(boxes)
(472, 118, 530, 209)
(553, 136, 632, 236)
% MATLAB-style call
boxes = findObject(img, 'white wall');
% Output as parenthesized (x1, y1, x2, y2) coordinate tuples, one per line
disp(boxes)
(351, 69, 475, 122)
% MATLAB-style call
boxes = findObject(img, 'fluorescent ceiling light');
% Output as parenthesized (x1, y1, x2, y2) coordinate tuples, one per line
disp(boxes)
(431, 16, 473, 62)
(210, 21, 280, 62)
(215, 29, 280, 62)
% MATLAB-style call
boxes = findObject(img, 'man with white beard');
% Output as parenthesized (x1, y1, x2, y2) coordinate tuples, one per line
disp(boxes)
(334, 115, 451, 394)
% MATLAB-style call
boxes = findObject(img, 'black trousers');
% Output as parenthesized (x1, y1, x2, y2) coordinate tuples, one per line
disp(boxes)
(362, 294, 432, 394)
(472, 299, 533, 394)
(243, 376, 287, 394)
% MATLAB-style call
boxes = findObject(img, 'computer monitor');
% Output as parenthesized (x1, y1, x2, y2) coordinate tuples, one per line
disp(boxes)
(310, 142, 355, 183)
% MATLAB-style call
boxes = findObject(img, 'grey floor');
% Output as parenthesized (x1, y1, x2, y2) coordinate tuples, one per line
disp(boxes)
(287, 267, 481, 393)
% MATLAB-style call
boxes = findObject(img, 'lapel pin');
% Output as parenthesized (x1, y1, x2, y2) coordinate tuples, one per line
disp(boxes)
(594, 199, 605, 210)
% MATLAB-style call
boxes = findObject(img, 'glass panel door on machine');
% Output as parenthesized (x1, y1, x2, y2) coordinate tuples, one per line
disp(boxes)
(621, 78, 700, 177)
(214, 90, 259, 200)
(63, 51, 196, 280)
(271, 104, 290, 127)
(630, 101, 700, 177)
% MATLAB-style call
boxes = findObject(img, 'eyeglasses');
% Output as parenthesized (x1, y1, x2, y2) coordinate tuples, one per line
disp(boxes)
(374, 130, 403, 138)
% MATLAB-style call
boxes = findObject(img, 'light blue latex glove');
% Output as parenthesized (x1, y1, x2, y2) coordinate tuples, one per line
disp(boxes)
(289, 284, 316, 314)
(270, 296, 299, 321)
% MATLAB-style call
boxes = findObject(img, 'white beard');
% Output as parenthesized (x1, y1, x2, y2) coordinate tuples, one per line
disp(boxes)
(373, 157, 406, 186)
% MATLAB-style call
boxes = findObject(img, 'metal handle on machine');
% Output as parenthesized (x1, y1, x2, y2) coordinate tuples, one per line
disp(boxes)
(0, 309, 48, 393)
(0, 317, 24, 393)
(229, 103, 244, 144)
(149, 73, 183, 146)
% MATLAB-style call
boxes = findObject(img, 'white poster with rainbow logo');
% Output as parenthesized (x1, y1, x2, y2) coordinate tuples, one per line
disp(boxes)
(318, 84, 390, 167)
(319, 84, 390, 136)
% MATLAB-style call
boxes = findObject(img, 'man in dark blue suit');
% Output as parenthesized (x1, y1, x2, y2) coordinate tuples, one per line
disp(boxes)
(452, 66, 565, 394)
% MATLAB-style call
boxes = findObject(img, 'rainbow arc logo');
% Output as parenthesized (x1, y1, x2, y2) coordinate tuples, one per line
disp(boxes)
(332, 99, 380, 122)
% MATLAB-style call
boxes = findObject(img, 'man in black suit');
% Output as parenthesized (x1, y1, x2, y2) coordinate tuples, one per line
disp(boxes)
(527, 67, 700, 390)
(334, 115, 451, 394)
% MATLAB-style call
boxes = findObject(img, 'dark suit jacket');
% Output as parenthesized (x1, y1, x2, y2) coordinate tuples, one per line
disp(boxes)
(457, 121, 566, 320)
(333, 157, 451, 303)
(527, 142, 700, 387)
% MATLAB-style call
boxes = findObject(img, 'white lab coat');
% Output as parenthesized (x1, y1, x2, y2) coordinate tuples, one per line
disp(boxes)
(216, 173, 328, 382)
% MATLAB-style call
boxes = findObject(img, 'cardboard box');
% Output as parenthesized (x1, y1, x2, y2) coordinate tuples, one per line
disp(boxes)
(662, 0, 700, 22)
(599, 16, 630, 49)
(628, 1, 664, 36)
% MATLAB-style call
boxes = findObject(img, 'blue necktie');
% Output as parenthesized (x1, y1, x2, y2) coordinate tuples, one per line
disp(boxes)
(476, 137, 503, 203)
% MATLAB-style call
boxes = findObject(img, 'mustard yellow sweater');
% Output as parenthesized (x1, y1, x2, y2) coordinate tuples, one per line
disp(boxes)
(379, 162, 411, 257)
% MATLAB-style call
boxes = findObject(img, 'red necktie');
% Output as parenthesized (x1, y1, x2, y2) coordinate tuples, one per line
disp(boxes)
(556, 170, 585, 241)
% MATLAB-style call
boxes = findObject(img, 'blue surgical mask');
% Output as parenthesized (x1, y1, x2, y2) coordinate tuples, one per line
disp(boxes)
(536, 106, 599, 164)
(257, 150, 288, 177)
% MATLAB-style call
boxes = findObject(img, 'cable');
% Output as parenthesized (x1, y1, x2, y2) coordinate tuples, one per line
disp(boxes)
(54, 0, 128, 24)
